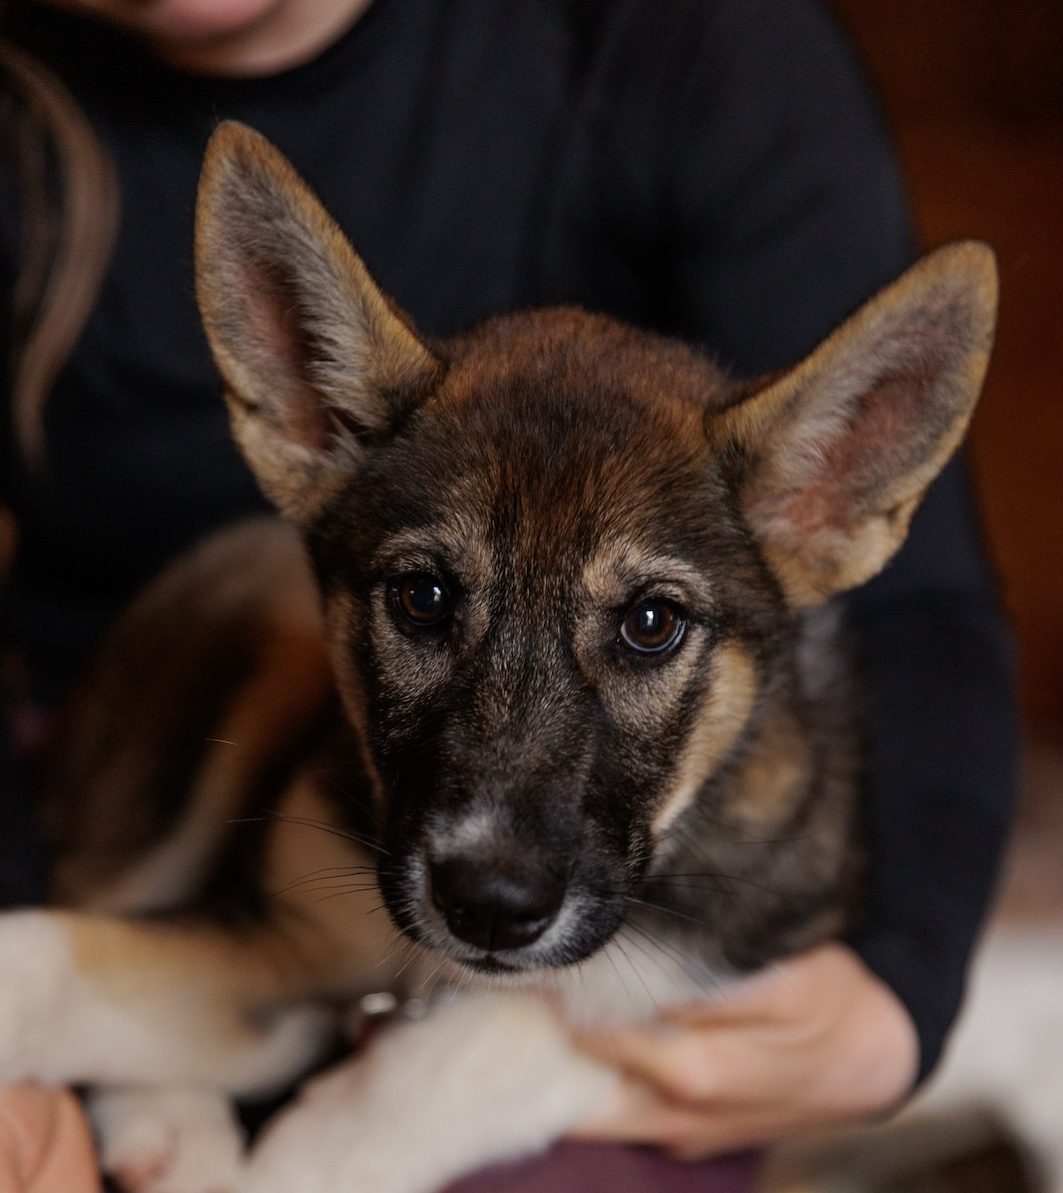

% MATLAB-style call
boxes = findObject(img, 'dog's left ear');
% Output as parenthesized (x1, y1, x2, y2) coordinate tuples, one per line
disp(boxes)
(712, 242, 998, 606)
(195, 121, 442, 522)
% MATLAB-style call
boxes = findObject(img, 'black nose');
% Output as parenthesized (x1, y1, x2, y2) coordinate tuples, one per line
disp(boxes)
(430, 855, 566, 952)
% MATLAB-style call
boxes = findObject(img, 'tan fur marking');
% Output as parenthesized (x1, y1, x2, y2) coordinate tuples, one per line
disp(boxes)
(652, 641, 758, 837)
(726, 710, 813, 830)
(324, 590, 383, 803)
(578, 620, 710, 738)
(263, 779, 401, 995)
(64, 914, 281, 997)
(369, 591, 458, 704)
(57, 780, 399, 1083)
(345, 519, 496, 720)
(46, 518, 327, 906)
(374, 521, 494, 594)
(84, 633, 332, 914)
(575, 542, 718, 732)
(581, 542, 712, 610)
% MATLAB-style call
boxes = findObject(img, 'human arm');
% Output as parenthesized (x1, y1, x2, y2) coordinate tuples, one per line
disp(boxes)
(846, 452, 1017, 1083)
(573, 0, 1016, 1137)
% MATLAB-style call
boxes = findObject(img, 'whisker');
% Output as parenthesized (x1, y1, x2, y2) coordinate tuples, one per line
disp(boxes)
(601, 942, 635, 1009)
(272, 865, 377, 896)
(393, 940, 426, 981)
(286, 874, 380, 894)
(270, 878, 378, 902)
(624, 894, 714, 930)
(611, 935, 659, 1011)
(322, 777, 378, 809)
(623, 920, 722, 999)
(648, 871, 784, 898)
(229, 812, 389, 856)
(658, 804, 810, 848)
(417, 955, 448, 998)
(310, 883, 382, 904)
(378, 932, 416, 969)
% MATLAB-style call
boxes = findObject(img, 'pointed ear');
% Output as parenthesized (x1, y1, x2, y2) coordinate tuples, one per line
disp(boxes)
(195, 121, 442, 521)
(711, 242, 998, 606)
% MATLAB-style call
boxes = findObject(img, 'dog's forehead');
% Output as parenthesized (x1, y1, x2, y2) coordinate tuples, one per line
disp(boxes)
(347, 310, 742, 594)
(376, 371, 713, 580)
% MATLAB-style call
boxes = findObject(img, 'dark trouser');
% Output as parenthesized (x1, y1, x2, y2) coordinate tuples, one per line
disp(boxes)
(446, 1143, 760, 1192)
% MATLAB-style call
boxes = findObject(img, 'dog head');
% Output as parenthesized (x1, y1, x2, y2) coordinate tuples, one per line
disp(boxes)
(195, 123, 996, 977)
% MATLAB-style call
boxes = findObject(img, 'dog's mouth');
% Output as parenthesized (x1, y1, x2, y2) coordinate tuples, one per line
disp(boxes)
(460, 955, 520, 975)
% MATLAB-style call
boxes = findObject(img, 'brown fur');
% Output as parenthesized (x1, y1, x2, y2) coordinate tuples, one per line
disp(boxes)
(26, 122, 997, 1121)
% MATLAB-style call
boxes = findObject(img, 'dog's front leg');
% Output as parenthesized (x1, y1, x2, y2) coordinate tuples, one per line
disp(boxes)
(90, 1084, 246, 1193)
(241, 993, 616, 1193)
(0, 908, 336, 1094)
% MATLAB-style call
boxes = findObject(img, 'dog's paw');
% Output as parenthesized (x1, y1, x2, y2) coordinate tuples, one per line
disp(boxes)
(0, 910, 71, 1080)
(91, 1085, 245, 1193)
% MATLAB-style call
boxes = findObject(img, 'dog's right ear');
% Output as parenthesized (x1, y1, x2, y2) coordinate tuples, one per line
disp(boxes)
(195, 122, 441, 522)
(711, 242, 997, 606)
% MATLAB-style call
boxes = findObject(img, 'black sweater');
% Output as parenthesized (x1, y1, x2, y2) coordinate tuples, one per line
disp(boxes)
(1, 0, 1016, 1082)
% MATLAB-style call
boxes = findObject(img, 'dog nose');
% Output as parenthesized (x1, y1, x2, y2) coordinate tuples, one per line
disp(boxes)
(430, 856, 566, 952)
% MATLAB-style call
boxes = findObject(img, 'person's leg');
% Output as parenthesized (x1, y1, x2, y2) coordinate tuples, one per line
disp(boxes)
(445, 1142, 760, 1193)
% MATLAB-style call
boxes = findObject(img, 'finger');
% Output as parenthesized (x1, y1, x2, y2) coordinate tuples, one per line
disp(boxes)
(0, 1087, 99, 1193)
(0, 1146, 22, 1193)
(0, 1086, 59, 1192)
(658, 951, 825, 1027)
(28, 1090, 99, 1193)
(656, 999, 768, 1030)
(567, 1077, 711, 1148)
(574, 1021, 790, 1107)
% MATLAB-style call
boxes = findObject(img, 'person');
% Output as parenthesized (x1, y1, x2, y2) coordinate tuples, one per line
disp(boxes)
(0, 1086, 98, 1193)
(0, 0, 1017, 1189)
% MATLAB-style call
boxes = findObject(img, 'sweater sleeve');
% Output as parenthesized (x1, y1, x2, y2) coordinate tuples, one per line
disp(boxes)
(847, 455, 1017, 1082)
(647, 0, 1018, 1082)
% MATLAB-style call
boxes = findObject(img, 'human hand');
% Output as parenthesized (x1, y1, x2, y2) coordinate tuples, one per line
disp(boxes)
(0, 1086, 100, 1193)
(570, 943, 918, 1159)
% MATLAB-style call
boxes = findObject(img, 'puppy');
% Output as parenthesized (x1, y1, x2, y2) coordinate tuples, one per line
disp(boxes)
(2, 122, 997, 1193)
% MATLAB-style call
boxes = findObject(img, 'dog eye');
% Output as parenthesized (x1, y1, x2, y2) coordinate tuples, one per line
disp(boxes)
(620, 600, 686, 655)
(389, 572, 451, 629)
